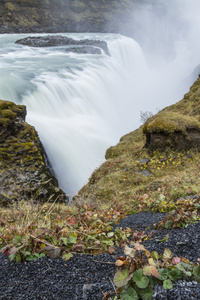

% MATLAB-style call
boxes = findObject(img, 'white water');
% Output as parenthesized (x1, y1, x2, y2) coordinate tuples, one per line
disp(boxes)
(0, 2, 200, 196)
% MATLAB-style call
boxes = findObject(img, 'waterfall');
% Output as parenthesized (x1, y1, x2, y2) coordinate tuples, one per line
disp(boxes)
(0, 7, 200, 197)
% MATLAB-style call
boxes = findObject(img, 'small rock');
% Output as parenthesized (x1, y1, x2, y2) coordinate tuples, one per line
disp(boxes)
(140, 170, 151, 176)
(140, 158, 150, 164)
(49, 248, 61, 259)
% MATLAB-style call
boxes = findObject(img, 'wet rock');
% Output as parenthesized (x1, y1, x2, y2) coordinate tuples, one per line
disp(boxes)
(15, 35, 110, 55)
(65, 46, 101, 55)
(0, 99, 68, 206)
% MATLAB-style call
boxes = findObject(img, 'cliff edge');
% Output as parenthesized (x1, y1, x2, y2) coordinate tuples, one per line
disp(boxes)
(0, 99, 67, 206)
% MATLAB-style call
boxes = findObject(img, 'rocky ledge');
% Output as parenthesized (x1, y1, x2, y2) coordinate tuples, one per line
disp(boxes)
(0, 99, 68, 206)
(15, 35, 110, 55)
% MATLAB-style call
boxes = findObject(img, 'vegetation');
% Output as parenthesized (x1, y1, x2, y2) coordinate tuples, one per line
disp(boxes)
(113, 243, 200, 300)
(78, 77, 200, 205)
(1, 66, 200, 299)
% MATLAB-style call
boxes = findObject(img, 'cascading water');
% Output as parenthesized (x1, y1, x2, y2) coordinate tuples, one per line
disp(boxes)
(0, 1, 200, 197)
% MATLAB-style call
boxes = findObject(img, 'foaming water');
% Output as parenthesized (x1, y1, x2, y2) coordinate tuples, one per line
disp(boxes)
(0, 13, 200, 196)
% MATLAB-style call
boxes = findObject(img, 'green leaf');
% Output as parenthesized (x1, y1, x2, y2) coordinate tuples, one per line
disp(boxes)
(13, 236, 21, 246)
(140, 287, 154, 300)
(193, 266, 200, 282)
(61, 237, 68, 245)
(26, 256, 35, 261)
(114, 269, 130, 287)
(176, 262, 192, 277)
(39, 252, 46, 258)
(68, 233, 77, 244)
(22, 251, 32, 257)
(158, 268, 168, 280)
(168, 269, 182, 281)
(9, 254, 16, 262)
(132, 269, 149, 289)
(15, 253, 21, 262)
(165, 220, 173, 229)
(151, 251, 159, 260)
(163, 279, 173, 290)
(33, 253, 40, 258)
(120, 287, 139, 300)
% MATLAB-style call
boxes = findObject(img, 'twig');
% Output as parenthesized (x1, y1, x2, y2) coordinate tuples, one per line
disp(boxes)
(92, 259, 115, 264)
(43, 261, 52, 274)
(109, 277, 117, 294)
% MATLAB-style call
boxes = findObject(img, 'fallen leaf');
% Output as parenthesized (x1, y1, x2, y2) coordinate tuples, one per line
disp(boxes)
(124, 245, 136, 258)
(172, 257, 181, 265)
(62, 252, 73, 261)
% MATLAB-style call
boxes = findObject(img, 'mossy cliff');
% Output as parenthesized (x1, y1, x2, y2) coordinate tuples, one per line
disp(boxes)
(0, 0, 146, 35)
(76, 76, 200, 207)
(0, 99, 67, 206)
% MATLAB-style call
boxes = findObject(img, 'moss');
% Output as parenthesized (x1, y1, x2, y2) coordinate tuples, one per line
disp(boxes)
(0, 100, 15, 110)
(143, 112, 200, 135)
(1, 109, 17, 119)
(5, 3, 16, 12)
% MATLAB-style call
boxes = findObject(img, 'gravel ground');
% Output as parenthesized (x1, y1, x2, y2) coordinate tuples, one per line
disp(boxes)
(1, 211, 200, 299)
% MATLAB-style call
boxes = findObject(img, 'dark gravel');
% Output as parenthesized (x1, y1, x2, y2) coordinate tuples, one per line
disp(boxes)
(1, 211, 200, 299)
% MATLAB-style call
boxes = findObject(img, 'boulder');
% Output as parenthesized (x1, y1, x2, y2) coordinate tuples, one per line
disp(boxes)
(15, 35, 110, 55)
(0, 99, 68, 206)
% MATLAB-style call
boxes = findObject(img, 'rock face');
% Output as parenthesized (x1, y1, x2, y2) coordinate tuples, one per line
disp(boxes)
(15, 35, 110, 55)
(0, 0, 139, 35)
(0, 100, 68, 206)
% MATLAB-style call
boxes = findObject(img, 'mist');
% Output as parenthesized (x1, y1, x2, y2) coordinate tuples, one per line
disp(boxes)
(130, 0, 200, 67)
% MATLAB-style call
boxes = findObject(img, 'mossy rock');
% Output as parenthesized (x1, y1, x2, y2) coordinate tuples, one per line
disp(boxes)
(143, 112, 200, 135)
(143, 112, 200, 151)
(0, 99, 68, 206)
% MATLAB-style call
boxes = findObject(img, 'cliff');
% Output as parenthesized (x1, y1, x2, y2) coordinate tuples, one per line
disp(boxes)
(0, 99, 68, 206)
(0, 0, 138, 34)
(76, 76, 200, 207)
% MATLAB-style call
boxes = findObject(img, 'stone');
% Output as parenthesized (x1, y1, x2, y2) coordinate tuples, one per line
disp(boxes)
(48, 248, 61, 259)
(140, 158, 150, 164)
(140, 170, 151, 176)
(15, 35, 110, 56)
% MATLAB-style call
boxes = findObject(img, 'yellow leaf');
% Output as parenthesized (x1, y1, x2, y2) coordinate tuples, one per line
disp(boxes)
(107, 232, 114, 238)
(134, 243, 145, 251)
(62, 252, 73, 261)
(124, 245, 136, 258)
(163, 248, 173, 260)
(148, 258, 156, 266)
(115, 259, 125, 267)
(143, 265, 160, 277)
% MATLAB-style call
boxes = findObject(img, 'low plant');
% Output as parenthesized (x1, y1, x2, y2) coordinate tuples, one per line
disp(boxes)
(154, 208, 199, 230)
(112, 243, 200, 300)
(0, 199, 132, 262)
